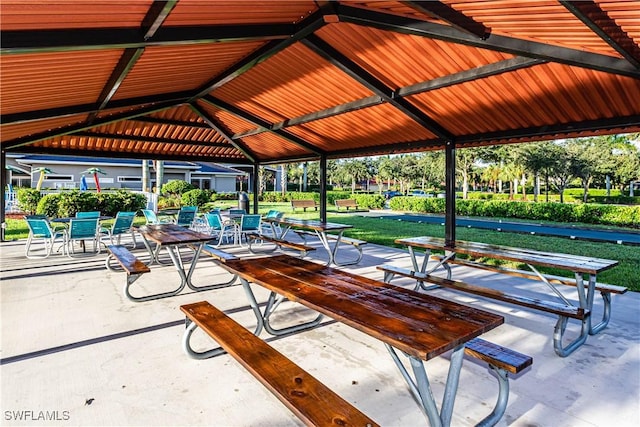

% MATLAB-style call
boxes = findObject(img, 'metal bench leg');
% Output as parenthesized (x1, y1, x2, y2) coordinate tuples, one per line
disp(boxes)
(475, 366, 509, 427)
(262, 291, 324, 336)
(553, 315, 589, 357)
(590, 291, 612, 335)
(182, 319, 227, 359)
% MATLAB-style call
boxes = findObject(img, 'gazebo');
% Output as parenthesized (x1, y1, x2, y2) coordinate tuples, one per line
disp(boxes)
(2, 1, 639, 244)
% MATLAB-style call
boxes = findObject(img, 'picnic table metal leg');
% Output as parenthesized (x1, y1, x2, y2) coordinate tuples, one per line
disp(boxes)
(386, 344, 465, 427)
(407, 247, 452, 291)
(553, 314, 589, 357)
(261, 291, 324, 336)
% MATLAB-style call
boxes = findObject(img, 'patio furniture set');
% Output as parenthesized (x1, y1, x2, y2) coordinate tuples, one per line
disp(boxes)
(24, 208, 625, 426)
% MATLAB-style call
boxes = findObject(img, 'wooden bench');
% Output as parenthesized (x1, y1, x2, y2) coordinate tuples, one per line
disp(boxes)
(247, 232, 315, 257)
(335, 199, 360, 211)
(429, 254, 626, 333)
(180, 301, 379, 427)
(194, 243, 238, 263)
(291, 199, 318, 212)
(463, 337, 532, 427)
(378, 263, 588, 356)
(105, 244, 150, 285)
(105, 244, 152, 302)
(377, 264, 586, 319)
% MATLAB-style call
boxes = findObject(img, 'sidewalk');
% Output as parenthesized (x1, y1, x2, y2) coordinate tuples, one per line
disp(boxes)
(1, 237, 638, 426)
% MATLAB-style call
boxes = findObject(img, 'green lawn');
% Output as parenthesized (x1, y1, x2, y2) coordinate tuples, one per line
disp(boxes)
(7, 203, 638, 291)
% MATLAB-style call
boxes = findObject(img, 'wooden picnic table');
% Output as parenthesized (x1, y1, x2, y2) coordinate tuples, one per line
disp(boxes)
(393, 236, 620, 356)
(135, 223, 220, 297)
(262, 217, 358, 266)
(200, 254, 504, 426)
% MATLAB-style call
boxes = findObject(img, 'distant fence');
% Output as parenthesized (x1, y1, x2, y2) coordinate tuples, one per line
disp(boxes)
(4, 191, 18, 212)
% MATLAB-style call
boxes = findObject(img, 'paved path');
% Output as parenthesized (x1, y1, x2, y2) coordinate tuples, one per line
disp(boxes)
(363, 211, 640, 245)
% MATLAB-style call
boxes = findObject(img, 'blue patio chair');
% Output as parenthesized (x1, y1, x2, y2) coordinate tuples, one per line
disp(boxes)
(24, 216, 66, 259)
(176, 206, 197, 228)
(203, 213, 236, 247)
(237, 214, 262, 247)
(261, 210, 283, 237)
(101, 211, 137, 248)
(140, 209, 172, 225)
(76, 211, 100, 219)
(65, 217, 100, 257)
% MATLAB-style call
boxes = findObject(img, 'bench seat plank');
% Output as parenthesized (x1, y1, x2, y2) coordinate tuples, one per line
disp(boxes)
(181, 301, 378, 427)
(431, 255, 626, 294)
(193, 244, 238, 263)
(247, 233, 315, 255)
(465, 338, 532, 375)
(377, 265, 585, 320)
(291, 200, 318, 212)
(106, 244, 150, 275)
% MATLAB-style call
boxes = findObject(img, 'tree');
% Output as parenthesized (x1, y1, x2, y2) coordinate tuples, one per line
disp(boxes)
(32, 167, 54, 191)
(456, 148, 481, 199)
(520, 142, 557, 202)
(339, 158, 372, 193)
(547, 143, 573, 203)
(82, 167, 107, 192)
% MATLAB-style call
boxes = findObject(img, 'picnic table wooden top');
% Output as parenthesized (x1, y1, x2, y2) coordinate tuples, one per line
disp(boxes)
(137, 223, 212, 246)
(262, 217, 353, 233)
(220, 254, 504, 360)
(395, 236, 618, 275)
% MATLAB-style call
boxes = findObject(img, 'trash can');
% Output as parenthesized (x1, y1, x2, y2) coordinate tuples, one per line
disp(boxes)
(238, 191, 249, 212)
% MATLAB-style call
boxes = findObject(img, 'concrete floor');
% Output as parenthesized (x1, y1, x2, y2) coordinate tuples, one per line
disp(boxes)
(1, 234, 639, 427)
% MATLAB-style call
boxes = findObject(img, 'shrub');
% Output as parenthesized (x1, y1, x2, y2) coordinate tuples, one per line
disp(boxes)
(181, 189, 211, 207)
(34, 190, 146, 217)
(36, 193, 62, 217)
(161, 180, 194, 196)
(17, 188, 42, 214)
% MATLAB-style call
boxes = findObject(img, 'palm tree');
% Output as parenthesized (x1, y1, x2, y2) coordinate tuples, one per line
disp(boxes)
(82, 167, 107, 192)
(32, 167, 54, 191)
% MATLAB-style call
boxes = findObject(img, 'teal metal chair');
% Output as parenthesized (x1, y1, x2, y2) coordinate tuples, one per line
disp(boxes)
(176, 206, 197, 228)
(237, 214, 262, 247)
(101, 211, 137, 248)
(65, 217, 100, 257)
(261, 210, 283, 237)
(140, 209, 172, 225)
(76, 211, 100, 218)
(24, 216, 66, 259)
(203, 213, 236, 247)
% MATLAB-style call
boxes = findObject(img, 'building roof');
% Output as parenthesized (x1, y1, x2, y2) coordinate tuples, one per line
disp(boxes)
(14, 154, 245, 175)
(2, 1, 639, 165)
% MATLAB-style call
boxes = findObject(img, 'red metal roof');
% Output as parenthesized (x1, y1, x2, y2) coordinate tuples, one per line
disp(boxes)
(2, 1, 639, 164)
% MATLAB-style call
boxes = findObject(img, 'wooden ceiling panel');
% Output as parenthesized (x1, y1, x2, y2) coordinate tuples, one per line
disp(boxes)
(113, 42, 267, 101)
(287, 103, 436, 152)
(165, 0, 317, 25)
(1, 50, 123, 115)
(211, 43, 374, 124)
(240, 132, 311, 160)
(316, 22, 514, 89)
(0, 114, 89, 144)
(0, 0, 152, 30)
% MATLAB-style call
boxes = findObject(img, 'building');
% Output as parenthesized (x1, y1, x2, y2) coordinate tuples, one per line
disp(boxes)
(5, 154, 247, 194)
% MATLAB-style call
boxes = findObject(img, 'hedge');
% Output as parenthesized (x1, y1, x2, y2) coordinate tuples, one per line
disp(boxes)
(388, 197, 640, 228)
(29, 190, 147, 218)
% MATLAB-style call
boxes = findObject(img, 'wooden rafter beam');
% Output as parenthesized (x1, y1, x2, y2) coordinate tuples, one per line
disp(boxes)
(337, 4, 640, 78)
(302, 34, 453, 141)
(74, 131, 230, 149)
(1, 24, 293, 54)
(560, 0, 640, 69)
(402, 0, 490, 40)
(201, 95, 324, 156)
(189, 102, 257, 163)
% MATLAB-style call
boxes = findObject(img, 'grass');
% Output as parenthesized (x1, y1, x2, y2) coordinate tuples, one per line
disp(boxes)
(6, 203, 638, 291)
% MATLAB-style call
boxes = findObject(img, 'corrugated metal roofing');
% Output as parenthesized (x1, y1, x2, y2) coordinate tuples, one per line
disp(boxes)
(2, 1, 639, 164)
